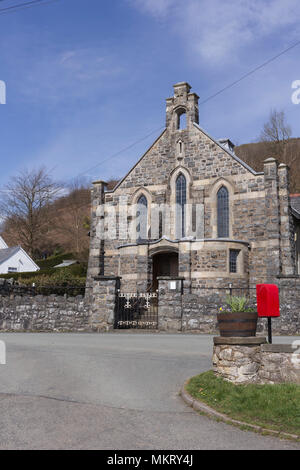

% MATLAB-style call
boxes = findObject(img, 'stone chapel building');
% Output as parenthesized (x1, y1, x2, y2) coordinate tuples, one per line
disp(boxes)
(86, 82, 300, 332)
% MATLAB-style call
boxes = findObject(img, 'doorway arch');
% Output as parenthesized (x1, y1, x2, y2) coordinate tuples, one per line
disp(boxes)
(151, 251, 179, 292)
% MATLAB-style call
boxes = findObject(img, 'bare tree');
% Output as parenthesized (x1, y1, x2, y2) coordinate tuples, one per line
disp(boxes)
(260, 109, 292, 143)
(0, 167, 61, 257)
(236, 109, 300, 192)
(49, 181, 91, 258)
(260, 109, 292, 158)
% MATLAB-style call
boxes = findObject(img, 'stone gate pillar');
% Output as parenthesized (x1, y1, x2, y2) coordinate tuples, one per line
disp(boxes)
(278, 163, 295, 276)
(86, 180, 107, 302)
(157, 276, 184, 331)
(263, 158, 281, 281)
(90, 276, 120, 331)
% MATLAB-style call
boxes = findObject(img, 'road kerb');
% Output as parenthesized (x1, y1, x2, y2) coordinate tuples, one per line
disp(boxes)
(180, 383, 300, 442)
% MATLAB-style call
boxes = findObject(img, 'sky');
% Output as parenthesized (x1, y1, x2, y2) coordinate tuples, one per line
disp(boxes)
(0, 0, 300, 188)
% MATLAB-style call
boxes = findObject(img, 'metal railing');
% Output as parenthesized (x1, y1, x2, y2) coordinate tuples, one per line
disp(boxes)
(0, 284, 85, 298)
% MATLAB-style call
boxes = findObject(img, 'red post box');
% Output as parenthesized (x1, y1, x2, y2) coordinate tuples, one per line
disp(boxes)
(256, 284, 280, 344)
(256, 284, 280, 318)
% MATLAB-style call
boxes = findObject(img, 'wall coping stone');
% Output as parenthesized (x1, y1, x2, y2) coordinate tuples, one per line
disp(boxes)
(213, 336, 267, 346)
(261, 344, 296, 353)
(157, 276, 185, 281)
(93, 276, 121, 281)
(277, 275, 300, 279)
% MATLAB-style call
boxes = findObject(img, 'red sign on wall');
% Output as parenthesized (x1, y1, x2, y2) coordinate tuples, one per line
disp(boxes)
(256, 284, 280, 318)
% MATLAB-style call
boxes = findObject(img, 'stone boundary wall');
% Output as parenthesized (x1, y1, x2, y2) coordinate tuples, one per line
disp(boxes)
(0, 276, 119, 333)
(157, 276, 300, 335)
(213, 337, 300, 384)
(0, 295, 90, 332)
(0, 275, 299, 334)
(259, 343, 300, 384)
(157, 278, 182, 330)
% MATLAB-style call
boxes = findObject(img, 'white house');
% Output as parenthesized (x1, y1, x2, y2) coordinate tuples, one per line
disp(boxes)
(0, 236, 40, 274)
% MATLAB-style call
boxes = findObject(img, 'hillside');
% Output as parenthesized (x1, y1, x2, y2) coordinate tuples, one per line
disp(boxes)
(1, 179, 119, 261)
(235, 138, 300, 192)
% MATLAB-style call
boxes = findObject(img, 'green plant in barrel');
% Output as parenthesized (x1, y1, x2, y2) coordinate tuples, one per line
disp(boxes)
(225, 296, 250, 312)
(217, 296, 258, 337)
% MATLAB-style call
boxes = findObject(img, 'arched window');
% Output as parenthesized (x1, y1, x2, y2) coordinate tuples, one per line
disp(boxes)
(217, 186, 229, 237)
(176, 108, 187, 130)
(176, 174, 187, 238)
(136, 195, 148, 241)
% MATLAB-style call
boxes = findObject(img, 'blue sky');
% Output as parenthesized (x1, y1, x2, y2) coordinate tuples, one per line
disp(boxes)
(0, 0, 300, 187)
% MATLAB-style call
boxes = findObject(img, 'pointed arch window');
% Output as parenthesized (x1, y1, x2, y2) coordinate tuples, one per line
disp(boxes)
(176, 174, 187, 238)
(217, 186, 229, 237)
(176, 108, 187, 130)
(136, 195, 148, 241)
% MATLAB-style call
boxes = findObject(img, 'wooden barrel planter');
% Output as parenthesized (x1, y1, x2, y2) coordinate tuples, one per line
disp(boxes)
(217, 312, 258, 337)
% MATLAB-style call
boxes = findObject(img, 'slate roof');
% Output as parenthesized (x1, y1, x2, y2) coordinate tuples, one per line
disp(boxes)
(54, 260, 77, 268)
(0, 246, 20, 264)
(291, 194, 300, 219)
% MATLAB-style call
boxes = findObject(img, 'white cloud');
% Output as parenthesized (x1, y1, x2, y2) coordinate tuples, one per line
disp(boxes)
(15, 47, 123, 104)
(131, 0, 300, 64)
(131, 0, 176, 17)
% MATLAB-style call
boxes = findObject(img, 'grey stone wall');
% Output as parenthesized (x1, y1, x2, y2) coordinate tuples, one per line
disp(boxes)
(157, 278, 183, 330)
(259, 344, 300, 384)
(213, 338, 264, 384)
(0, 294, 90, 332)
(272, 276, 300, 334)
(0, 275, 119, 333)
(0, 276, 299, 334)
(213, 337, 300, 385)
(157, 276, 300, 335)
(89, 276, 120, 331)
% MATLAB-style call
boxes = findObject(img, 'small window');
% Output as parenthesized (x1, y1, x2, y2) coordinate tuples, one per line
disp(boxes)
(229, 250, 240, 273)
(8, 267, 17, 273)
(159, 211, 163, 239)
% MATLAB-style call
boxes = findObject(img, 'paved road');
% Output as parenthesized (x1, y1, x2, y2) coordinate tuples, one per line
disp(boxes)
(0, 333, 299, 450)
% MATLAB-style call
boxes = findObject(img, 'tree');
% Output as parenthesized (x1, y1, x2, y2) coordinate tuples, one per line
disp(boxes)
(260, 109, 292, 145)
(0, 167, 61, 257)
(259, 108, 299, 190)
(260, 109, 292, 158)
(47, 178, 119, 260)
(49, 181, 91, 259)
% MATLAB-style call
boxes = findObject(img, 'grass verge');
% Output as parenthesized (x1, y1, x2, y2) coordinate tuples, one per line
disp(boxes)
(186, 371, 300, 436)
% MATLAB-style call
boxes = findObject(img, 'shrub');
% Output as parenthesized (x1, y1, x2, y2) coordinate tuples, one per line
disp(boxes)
(0, 253, 87, 296)
(35, 253, 74, 269)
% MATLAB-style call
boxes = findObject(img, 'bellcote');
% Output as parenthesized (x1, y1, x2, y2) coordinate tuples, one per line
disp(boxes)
(166, 82, 199, 130)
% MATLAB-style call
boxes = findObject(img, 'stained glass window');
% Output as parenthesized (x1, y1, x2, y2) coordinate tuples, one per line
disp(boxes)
(217, 186, 229, 237)
(176, 174, 187, 238)
(136, 195, 148, 241)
